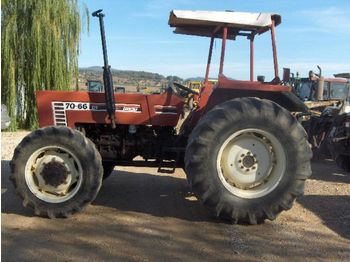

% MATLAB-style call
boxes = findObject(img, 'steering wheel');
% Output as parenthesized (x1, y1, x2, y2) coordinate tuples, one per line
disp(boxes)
(173, 82, 200, 95)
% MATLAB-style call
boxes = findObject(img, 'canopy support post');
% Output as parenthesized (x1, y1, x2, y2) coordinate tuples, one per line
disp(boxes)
(205, 37, 214, 83)
(270, 20, 279, 79)
(219, 27, 227, 75)
(250, 34, 255, 81)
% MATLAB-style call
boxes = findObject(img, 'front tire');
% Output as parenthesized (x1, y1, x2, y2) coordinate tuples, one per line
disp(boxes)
(10, 126, 103, 218)
(185, 98, 312, 224)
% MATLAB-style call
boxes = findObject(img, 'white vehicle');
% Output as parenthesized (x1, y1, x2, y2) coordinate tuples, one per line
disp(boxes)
(1, 104, 11, 130)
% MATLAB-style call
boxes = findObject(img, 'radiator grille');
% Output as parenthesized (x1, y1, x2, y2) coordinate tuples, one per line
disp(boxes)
(52, 102, 67, 126)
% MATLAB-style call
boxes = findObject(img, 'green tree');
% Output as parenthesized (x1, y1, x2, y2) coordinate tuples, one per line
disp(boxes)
(1, 0, 88, 129)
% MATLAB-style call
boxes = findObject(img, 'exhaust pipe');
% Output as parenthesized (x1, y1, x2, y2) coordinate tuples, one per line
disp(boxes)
(316, 77, 324, 101)
(93, 10, 116, 129)
(317, 65, 322, 77)
(316, 65, 324, 101)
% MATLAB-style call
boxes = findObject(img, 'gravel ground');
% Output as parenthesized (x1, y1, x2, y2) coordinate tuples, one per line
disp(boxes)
(1, 131, 350, 262)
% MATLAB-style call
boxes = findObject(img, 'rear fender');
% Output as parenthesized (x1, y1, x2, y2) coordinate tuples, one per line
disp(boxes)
(181, 88, 309, 133)
(203, 88, 309, 114)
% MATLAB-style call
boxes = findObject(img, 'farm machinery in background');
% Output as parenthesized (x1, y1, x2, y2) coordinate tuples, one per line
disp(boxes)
(86, 79, 125, 93)
(86, 80, 104, 92)
(184, 80, 202, 110)
(179, 79, 218, 110)
(286, 66, 350, 171)
(10, 10, 313, 224)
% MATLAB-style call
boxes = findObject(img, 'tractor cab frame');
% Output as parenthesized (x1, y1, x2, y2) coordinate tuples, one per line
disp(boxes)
(169, 10, 281, 83)
(169, 10, 307, 128)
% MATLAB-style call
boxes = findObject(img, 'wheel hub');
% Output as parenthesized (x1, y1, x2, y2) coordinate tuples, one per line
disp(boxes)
(242, 154, 255, 169)
(221, 134, 273, 188)
(217, 129, 286, 198)
(25, 147, 82, 203)
(41, 160, 69, 187)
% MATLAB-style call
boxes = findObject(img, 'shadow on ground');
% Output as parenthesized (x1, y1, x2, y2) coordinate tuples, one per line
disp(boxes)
(94, 170, 215, 222)
(310, 159, 350, 183)
(2, 159, 350, 261)
(1, 160, 34, 217)
(2, 159, 214, 222)
(298, 195, 350, 239)
(296, 160, 350, 239)
(2, 159, 350, 237)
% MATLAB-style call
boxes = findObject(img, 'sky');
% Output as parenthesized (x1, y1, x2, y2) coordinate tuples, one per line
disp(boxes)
(79, 0, 350, 80)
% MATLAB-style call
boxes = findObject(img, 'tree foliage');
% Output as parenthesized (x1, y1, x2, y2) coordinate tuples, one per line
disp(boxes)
(1, 0, 88, 129)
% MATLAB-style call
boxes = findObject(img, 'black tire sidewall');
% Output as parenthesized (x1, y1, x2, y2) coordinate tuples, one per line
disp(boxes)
(12, 127, 102, 215)
(185, 98, 311, 220)
(204, 115, 299, 211)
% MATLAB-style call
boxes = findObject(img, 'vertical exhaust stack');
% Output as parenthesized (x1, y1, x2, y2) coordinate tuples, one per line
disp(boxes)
(316, 65, 324, 101)
(92, 9, 116, 128)
(317, 77, 325, 101)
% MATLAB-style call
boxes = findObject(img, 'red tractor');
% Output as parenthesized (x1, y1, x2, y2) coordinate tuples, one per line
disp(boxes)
(10, 10, 312, 224)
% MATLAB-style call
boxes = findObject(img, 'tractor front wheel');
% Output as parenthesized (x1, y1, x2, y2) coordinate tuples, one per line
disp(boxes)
(10, 126, 103, 218)
(185, 97, 312, 224)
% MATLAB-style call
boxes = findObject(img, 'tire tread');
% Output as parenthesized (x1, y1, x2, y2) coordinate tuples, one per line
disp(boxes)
(10, 126, 103, 218)
(185, 97, 312, 224)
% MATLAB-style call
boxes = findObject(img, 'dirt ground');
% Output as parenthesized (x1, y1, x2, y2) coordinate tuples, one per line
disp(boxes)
(1, 131, 350, 262)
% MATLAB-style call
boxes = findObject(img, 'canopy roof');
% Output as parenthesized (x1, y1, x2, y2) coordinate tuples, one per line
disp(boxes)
(168, 10, 281, 39)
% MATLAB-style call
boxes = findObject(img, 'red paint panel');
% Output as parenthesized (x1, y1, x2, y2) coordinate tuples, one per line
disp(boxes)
(146, 91, 184, 126)
(217, 74, 291, 92)
(37, 92, 55, 127)
(36, 90, 183, 128)
(198, 81, 215, 109)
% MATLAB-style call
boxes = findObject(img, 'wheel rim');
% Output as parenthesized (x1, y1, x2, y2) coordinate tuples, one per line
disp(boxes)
(216, 128, 286, 199)
(24, 146, 83, 203)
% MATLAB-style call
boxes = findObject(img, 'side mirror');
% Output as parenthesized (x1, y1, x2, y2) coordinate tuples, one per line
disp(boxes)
(257, 75, 265, 82)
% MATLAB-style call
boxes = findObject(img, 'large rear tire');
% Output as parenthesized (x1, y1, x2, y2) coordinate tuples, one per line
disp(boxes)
(185, 97, 312, 224)
(10, 126, 103, 218)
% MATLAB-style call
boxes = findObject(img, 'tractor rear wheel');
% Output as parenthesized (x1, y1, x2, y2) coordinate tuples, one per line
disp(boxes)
(185, 97, 312, 224)
(10, 126, 103, 218)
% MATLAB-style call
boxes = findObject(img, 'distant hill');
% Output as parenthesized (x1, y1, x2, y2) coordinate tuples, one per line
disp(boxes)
(184, 77, 219, 82)
(78, 67, 184, 91)
(80, 66, 103, 72)
(185, 77, 205, 82)
(79, 66, 166, 81)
